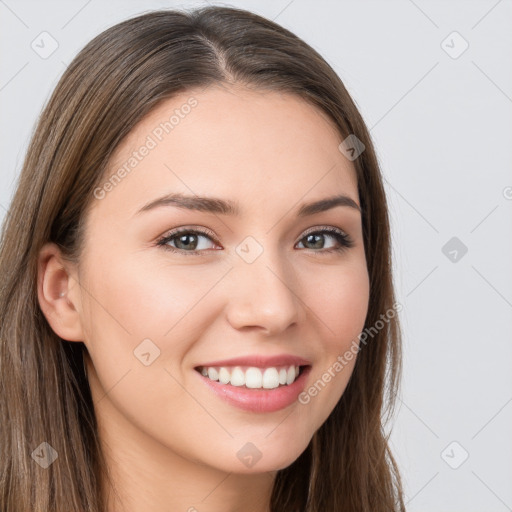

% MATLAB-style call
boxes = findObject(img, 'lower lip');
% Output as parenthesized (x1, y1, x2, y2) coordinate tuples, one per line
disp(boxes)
(196, 366, 312, 413)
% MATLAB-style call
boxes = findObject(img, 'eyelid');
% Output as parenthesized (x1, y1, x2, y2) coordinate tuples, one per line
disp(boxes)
(159, 224, 350, 240)
(159, 225, 218, 242)
(300, 225, 349, 238)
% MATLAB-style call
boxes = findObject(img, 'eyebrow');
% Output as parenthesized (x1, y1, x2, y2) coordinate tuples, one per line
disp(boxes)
(134, 192, 361, 217)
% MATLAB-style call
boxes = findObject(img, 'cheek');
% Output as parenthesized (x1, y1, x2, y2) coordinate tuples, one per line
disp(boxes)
(80, 251, 231, 371)
(295, 260, 369, 421)
(79, 256, 215, 449)
(310, 259, 370, 347)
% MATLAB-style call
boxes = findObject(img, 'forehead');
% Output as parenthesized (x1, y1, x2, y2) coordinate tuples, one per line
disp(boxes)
(93, 84, 359, 221)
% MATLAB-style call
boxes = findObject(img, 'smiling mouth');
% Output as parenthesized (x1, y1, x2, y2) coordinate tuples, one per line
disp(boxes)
(195, 364, 309, 389)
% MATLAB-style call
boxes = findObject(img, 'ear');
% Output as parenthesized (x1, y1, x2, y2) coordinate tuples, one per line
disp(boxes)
(37, 242, 84, 342)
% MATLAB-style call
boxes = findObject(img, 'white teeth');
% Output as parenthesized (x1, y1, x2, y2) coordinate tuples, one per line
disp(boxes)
(230, 367, 245, 387)
(218, 367, 231, 384)
(199, 365, 301, 388)
(207, 367, 219, 381)
(245, 367, 262, 388)
(262, 368, 280, 389)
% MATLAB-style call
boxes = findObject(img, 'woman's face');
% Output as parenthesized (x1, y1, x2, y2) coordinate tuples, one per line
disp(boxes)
(71, 84, 369, 473)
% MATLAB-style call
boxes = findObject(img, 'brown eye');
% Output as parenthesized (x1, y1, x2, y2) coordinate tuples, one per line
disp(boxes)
(156, 228, 219, 255)
(296, 227, 354, 254)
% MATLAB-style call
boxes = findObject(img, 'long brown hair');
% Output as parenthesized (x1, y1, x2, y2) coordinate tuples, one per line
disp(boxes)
(0, 6, 404, 511)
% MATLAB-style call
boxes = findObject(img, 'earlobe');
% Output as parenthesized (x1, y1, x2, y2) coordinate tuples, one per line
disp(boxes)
(37, 242, 84, 342)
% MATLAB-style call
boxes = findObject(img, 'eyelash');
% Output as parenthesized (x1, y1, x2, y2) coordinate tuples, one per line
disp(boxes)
(155, 226, 354, 256)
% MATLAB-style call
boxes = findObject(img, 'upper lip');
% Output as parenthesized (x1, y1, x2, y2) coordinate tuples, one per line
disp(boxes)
(196, 354, 312, 368)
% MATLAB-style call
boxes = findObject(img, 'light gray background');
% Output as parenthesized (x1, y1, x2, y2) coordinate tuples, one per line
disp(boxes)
(1, 1, 511, 510)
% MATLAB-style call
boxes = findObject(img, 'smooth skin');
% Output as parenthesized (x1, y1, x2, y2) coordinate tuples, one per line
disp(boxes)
(37, 83, 370, 512)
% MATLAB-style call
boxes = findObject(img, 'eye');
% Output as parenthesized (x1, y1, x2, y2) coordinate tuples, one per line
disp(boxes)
(156, 226, 354, 256)
(156, 227, 219, 255)
(296, 226, 354, 254)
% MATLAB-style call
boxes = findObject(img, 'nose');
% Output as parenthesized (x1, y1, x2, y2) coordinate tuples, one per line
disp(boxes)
(224, 250, 302, 336)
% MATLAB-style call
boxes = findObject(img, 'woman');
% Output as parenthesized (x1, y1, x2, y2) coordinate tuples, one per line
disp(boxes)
(0, 6, 405, 511)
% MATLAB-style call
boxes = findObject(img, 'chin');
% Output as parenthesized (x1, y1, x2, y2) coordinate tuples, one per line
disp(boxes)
(230, 442, 308, 474)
